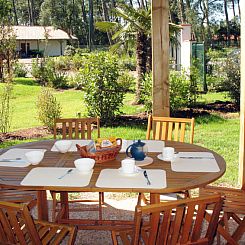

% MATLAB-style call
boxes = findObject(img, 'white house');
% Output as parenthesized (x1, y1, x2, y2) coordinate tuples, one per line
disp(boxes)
(13, 26, 77, 58)
(170, 24, 197, 71)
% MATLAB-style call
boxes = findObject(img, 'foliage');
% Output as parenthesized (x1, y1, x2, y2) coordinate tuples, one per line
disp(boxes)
(0, 0, 16, 82)
(141, 70, 197, 113)
(79, 52, 125, 123)
(31, 58, 68, 88)
(170, 70, 194, 111)
(117, 71, 135, 92)
(0, 83, 13, 133)
(36, 87, 61, 130)
(119, 54, 136, 71)
(13, 63, 27, 77)
(96, 4, 181, 104)
(64, 45, 76, 56)
(223, 51, 240, 106)
(206, 48, 228, 91)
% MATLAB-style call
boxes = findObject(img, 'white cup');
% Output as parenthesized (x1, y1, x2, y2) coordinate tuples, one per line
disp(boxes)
(121, 159, 136, 174)
(162, 147, 175, 161)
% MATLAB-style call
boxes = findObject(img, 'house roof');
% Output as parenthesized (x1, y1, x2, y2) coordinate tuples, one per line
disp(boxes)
(13, 26, 77, 40)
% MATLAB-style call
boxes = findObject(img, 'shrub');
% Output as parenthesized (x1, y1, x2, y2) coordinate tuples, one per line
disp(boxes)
(170, 70, 193, 111)
(206, 49, 227, 91)
(37, 87, 62, 130)
(64, 45, 76, 56)
(32, 58, 68, 88)
(13, 63, 27, 77)
(141, 70, 196, 113)
(117, 71, 135, 92)
(223, 51, 240, 106)
(79, 52, 125, 123)
(0, 83, 13, 133)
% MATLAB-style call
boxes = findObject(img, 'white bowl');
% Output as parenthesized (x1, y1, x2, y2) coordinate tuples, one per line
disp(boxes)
(74, 158, 95, 173)
(54, 140, 72, 153)
(25, 151, 44, 165)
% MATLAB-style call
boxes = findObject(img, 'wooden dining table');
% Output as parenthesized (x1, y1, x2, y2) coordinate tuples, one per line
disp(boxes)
(0, 139, 226, 230)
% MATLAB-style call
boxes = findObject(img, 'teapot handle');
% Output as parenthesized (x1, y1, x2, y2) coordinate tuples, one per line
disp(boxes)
(126, 145, 132, 157)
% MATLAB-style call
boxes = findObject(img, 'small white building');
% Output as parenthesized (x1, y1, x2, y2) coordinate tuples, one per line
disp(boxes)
(170, 24, 197, 71)
(13, 26, 77, 58)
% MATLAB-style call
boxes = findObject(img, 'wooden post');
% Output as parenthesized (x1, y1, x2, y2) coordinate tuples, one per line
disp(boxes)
(152, 0, 170, 117)
(239, 1, 245, 189)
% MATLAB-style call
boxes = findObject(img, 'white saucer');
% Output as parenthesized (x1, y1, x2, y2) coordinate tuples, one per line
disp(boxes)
(118, 166, 141, 176)
(135, 156, 153, 167)
(157, 154, 177, 162)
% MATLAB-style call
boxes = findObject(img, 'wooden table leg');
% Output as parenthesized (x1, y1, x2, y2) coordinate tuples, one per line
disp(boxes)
(37, 190, 48, 221)
(60, 191, 69, 220)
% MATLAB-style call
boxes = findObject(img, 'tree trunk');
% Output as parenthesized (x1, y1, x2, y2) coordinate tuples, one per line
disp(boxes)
(101, 0, 113, 45)
(224, 0, 231, 46)
(135, 32, 148, 104)
(27, 0, 33, 25)
(178, 0, 186, 23)
(204, 0, 212, 46)
(12, 0, 18, 25)
(237, 0, 241, 19)
(231, 0, 236, 17)
(146, 37, 152, 72)
(81, 0, 89, 44)
(88, 0, 94, 51)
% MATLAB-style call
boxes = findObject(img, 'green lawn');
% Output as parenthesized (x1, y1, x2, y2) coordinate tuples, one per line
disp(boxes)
(2, 78, 144, 131)
(0, 78, 240, 187)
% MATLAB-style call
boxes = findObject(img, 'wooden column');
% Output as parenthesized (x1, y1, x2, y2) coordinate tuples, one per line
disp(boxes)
(152, 0, 170, 116)
(239, 1, 245, 189)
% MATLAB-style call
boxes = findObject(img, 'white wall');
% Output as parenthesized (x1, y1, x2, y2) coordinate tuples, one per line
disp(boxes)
(16, 39, 67, 56)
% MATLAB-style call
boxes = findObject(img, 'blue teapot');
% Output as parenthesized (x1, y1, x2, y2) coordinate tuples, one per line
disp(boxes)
(126, 140, 147, 161)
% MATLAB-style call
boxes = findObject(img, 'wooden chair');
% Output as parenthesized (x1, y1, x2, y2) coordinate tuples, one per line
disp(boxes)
(52, 117, 104, 221)
(0, 188, 37, 208)
(112, 194, 223, 245)
(146, 115, 195, 143)
(54, 117, 100, 139)
(0, 201, 77, 245)
(139, 115, 195, 205)
(200, 185, 245, 244)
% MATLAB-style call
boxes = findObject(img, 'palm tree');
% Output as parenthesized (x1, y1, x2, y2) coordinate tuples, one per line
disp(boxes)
(96, 4, 180, 104)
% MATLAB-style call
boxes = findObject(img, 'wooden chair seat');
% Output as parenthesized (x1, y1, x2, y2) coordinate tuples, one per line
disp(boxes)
(200, 185, 245, 244)
(52, 117, 104, 221)
(0, 201, 77, 244)
(112, 194, 223, 245)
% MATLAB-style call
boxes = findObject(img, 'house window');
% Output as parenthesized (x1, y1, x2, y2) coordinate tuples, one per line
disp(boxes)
(20, 42, 30, 57)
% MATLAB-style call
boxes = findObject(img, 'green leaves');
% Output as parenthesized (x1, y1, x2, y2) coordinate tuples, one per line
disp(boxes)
(78, 52, 125, 123)
(36, 87, 61, 131)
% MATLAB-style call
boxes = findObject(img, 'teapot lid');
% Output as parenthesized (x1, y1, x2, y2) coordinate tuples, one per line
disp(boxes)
(134, 140, 145, 147)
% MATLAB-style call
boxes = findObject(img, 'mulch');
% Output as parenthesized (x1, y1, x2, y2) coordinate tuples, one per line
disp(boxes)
(0, 101, 239, 143)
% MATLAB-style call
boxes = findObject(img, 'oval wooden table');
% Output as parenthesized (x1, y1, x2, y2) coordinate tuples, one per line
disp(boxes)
(0, 140, 226, 229)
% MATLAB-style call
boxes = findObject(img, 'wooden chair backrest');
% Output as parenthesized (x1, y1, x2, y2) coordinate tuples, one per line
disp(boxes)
(0, 201, 42, 244)
(133, 194, 223, 245)
(53, 117, 100, 139)
(146, 115, 195, 143)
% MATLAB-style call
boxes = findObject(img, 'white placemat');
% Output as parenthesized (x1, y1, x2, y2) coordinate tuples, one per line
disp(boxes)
(21, 167, 93, 187)
(120, 140, 164, 153)
(0, 148, 46, 167)
(171, 152, 220, 172)
(96, 169, 167, 189)
(51, 140, 94, 152)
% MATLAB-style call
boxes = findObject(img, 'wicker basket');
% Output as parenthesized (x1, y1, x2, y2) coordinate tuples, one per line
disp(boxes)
(76, 138, 122, 164)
